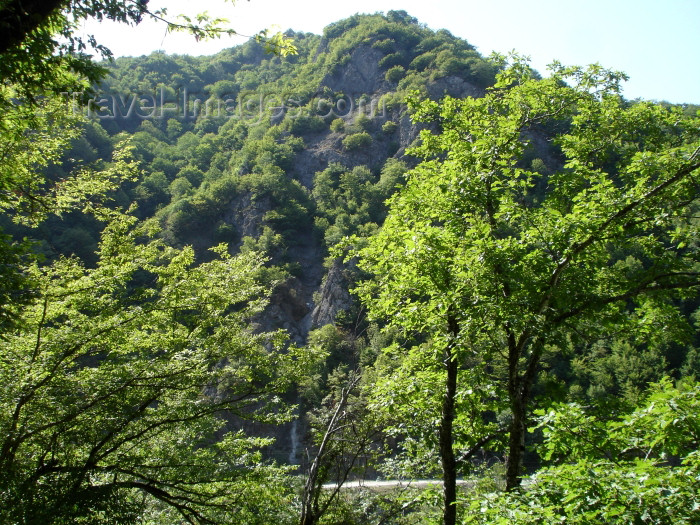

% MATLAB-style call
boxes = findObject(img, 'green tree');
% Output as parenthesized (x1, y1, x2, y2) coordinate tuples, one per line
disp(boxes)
(0, 0, 295, 111)
(0, 102, 139, 326)
(465, 378, 700, 524)
(385, 65, 406, 83)
(0, 0, 294, 330)
(330, 118, 345, 133)
(169, 176, 194, 200)
(354, 56, 700, 525)
(0, 210, 309, 524)
(381, 120, 398, 134)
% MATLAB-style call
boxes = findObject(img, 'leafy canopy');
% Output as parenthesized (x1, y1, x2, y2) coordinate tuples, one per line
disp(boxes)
(465, 378, 700, 525)
(0, 207, 309, 524)
(354, 53, 700, 506)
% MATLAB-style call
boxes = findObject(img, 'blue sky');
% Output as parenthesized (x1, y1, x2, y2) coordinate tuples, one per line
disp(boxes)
(80, 0, 700, 103)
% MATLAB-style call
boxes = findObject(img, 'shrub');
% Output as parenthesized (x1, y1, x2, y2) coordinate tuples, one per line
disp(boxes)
(342, 132, 372, 151)
(378, 52, 406, 69)
(372, 38, 396, 53)
(288, 114, 326, 135)
(382, 121, 398, 134)
(352, 114, 372, 132)
(385, 65, 405, 83)
(378, 92, 403, 112)
(330, 118, 345, 133)
(410, 52, 435, 71)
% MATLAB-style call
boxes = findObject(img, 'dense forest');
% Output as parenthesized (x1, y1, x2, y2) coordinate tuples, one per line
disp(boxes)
(1, 2, 699, 525)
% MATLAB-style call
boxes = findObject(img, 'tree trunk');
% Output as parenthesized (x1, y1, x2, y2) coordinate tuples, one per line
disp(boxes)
(440, 315, 459, 525)
(505, 393, 525, 491)
(505, 337, 544, 491)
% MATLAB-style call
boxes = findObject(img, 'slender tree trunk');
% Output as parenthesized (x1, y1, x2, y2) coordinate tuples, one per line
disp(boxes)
(505, 393, 525, 491)
(505, 336, 545, 491)
(504, 330, 524, 492)
(300, 398, 345, 525)
(440, 314, 460, 525)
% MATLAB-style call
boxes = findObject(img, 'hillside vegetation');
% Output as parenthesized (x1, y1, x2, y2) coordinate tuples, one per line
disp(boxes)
(1, 6, 699, 525)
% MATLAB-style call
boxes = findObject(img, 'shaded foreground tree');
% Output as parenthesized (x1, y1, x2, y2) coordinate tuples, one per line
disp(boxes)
(0, 4, 301, 522)
(0, 0, 295, 330)
(0, 0, 297, 344)
(0, 0, 296, 108)
(355, 55, 700, 525)
(0, 207, 309, 524)
(300, 371, 359, 525)
(464, 377, 700, 524)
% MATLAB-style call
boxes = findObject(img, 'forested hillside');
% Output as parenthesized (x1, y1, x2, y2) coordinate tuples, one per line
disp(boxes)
(1, 4, 699, 525)
(4, 11, 498, 343)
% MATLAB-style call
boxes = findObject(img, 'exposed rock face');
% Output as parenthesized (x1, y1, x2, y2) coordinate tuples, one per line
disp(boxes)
(426, 74, 484, 99)
(223, 192, 270, 239)
(321, 46, 387, 95)
(290, 111, 418, 189)
(264, 277, 312, 343)
(310, 260, 352, 328)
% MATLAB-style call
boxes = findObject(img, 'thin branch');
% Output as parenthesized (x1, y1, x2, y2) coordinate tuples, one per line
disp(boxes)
(554, 276, 700, 325)
(456, 430, 507, 463)
(537, 145, 700, 317)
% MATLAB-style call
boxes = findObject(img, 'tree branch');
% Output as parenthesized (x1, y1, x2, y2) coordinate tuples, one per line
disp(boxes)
(537, 145, 700, 317)
(553, 275, 700, 325)
(456, 430, 507, 464)
(0, 0, 68, 55)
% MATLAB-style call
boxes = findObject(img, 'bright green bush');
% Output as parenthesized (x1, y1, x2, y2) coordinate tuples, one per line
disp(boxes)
(385, 65, 405, 83)
(382, 121, 398, 134)
(330, 118, 345, 133)
(410, 52, 435, 71)
(463, 378, 700, 525)
(288, 114, 326, 135)
(378, 52, 406, 69)
(342, 132, 372, 151)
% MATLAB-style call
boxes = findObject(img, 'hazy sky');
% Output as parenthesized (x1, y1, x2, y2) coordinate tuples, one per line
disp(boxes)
(79, 0, 700, 104)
